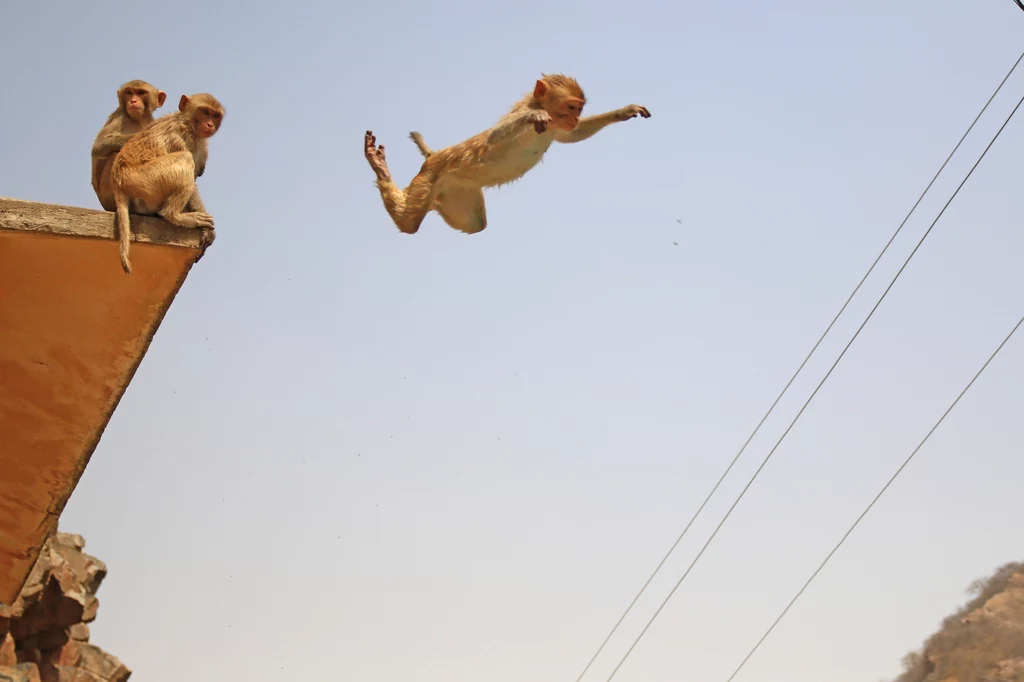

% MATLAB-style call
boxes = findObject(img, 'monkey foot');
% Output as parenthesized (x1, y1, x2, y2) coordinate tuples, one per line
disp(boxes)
(197, 227, 216, 261)
(199, 226, 216, 249)
(364, 130, 392, 182)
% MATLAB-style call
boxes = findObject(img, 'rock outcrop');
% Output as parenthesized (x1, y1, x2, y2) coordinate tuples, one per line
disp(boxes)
(0, 532, 129, 682)
(891, 561, 1024, 682)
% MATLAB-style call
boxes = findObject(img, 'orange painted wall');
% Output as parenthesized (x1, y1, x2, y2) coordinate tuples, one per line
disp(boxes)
(0, 230, 195, 604)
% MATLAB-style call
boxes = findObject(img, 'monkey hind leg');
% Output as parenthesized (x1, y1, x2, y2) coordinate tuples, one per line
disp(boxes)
(130, 198, 155, 215)
(133, 152, 213, 229)
(96, 161, 117, 212)
(365, 130, 437, 235)
(435, 186, 487, 235)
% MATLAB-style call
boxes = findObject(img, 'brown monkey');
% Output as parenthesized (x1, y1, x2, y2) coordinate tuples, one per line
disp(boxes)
(91, 80, 167, 211)
(111, 93, 225, 274)
(364, 73, 651, 235)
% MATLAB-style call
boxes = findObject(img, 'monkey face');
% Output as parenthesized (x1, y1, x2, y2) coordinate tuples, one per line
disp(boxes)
(552, 96, 585, 131)
(193, 108, 223, 138)
(534, 74, 586, 131)
(122, 91, 148, 121)
(120, 83, 165, 122)
(178, 94, 225, 138)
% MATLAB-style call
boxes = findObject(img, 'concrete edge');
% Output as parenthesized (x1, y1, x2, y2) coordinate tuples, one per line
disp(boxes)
(0, 198, 206, 249)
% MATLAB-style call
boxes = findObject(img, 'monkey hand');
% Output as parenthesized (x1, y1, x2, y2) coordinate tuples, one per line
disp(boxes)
(615, 105, 651, 121)
(526, 110, 552, 133)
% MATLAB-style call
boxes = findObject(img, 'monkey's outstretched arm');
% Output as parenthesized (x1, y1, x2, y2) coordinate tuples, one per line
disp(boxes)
(555, 104, 651, 144)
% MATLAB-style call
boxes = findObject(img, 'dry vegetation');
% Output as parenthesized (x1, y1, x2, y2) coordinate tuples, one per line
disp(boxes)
(889, 561, 1024, 682)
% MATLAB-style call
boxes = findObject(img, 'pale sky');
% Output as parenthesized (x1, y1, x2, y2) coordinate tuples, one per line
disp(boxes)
(3, 1, 1024, 681)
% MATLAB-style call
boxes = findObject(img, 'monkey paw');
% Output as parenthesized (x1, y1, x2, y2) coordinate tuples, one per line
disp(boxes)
(199, 227, 216, 249)
(192, 212, 215, 228)
(617, 105, 651, 121)
(527, 111, 552, 134)
(364, 130, 392, 181)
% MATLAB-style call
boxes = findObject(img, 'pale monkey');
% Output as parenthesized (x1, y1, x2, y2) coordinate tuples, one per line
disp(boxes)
(364, 73, 651, 235)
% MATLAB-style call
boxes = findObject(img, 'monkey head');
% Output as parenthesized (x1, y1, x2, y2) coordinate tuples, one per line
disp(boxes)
(179, 93, 225, 139)
(534, 74, 587, 132)
(119, 80, 166, 123)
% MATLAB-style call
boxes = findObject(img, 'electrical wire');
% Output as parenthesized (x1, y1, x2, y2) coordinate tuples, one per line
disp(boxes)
(571, 47, 1024, 682)
(724, 311, 1024, 681)
(600, 74, 1024, 682)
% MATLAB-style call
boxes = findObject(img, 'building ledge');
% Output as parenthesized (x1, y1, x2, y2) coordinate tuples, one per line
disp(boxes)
(0, 197, 208, 249)
(0, 198, 207, 605)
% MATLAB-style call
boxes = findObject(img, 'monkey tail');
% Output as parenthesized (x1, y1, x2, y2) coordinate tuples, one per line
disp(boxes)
(112, 185, 133, 275)
(409, 131, 433, 158)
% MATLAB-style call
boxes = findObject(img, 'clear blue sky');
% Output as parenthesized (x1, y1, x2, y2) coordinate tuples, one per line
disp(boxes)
(3, 1, 1024, 680)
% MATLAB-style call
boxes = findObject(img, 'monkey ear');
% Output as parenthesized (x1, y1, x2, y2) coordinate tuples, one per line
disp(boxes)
(533, 79, 548, 99)
(156, 91, 167, 108)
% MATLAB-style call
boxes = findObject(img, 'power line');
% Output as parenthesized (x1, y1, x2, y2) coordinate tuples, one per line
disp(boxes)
(571, 48, 1024, 682)
(725, 311, 1024, 681)
(600, 72, 1024, 682)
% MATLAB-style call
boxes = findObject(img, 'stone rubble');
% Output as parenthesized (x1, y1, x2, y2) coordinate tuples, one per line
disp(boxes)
(0, 532, 129, 682)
